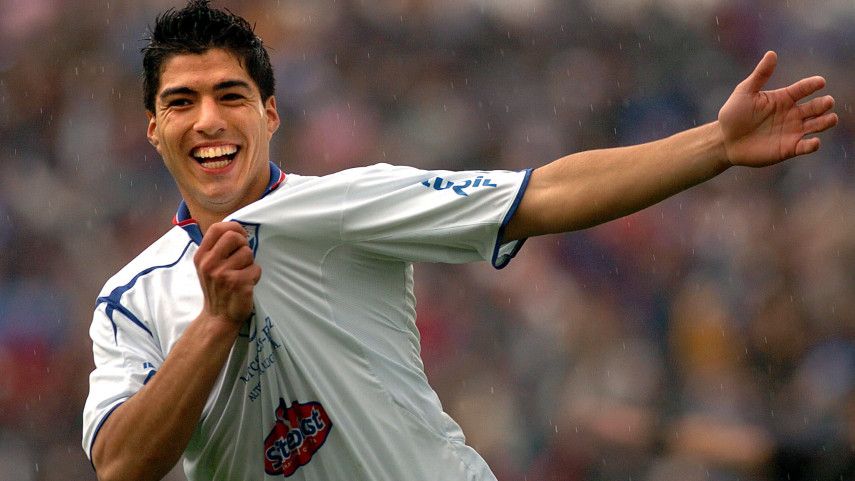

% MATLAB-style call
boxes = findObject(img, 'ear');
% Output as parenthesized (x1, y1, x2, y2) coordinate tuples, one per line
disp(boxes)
(146, 111, 161, 151)
(264, 96, 280, 137)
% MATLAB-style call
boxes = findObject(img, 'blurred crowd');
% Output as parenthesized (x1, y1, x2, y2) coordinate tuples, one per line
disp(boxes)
(1, 0, 854, 480)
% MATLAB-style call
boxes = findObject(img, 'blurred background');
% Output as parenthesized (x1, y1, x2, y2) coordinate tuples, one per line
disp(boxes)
(1, 0, 854, 479)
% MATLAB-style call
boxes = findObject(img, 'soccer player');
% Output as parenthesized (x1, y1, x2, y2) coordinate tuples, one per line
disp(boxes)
(81, 1, 837, 480)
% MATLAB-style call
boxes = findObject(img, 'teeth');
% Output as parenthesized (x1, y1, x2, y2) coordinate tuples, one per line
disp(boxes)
(193, 145, 238, 159)
(200, 159, 231, 169)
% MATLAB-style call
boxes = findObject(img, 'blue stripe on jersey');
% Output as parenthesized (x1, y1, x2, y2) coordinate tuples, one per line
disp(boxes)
(96, 240, 194, 343)
(492, 168, 532, 269)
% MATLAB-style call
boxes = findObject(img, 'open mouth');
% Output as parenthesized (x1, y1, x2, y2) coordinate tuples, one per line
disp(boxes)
(191, 145, 240, 169)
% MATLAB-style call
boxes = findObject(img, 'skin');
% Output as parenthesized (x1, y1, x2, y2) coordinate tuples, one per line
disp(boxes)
(91, 49, 837, 481)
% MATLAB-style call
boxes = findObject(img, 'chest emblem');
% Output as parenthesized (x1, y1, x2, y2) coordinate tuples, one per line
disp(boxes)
(264, 398, 333, 477)
(234, 220, 261, 257)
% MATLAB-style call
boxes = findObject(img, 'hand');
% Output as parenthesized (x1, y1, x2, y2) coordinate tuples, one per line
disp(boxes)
(718, 51, 838, 167)
(194, 222, 261, 328)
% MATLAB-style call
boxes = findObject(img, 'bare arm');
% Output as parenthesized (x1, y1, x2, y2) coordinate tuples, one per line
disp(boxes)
(91, 222, 261, 481)
(505, 51, 838, 241)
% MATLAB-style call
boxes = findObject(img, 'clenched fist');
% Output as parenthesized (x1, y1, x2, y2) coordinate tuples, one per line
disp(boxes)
(194, 221, 262, 328)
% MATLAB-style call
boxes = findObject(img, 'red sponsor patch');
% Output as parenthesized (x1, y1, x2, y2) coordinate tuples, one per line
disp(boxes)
(264, 398, 333, 477)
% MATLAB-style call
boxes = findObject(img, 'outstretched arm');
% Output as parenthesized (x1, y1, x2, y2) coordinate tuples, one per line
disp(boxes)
(505, 51, 838, 241)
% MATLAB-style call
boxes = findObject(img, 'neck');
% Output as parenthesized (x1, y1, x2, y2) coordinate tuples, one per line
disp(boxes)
(174, 162, 282, 237)
(195, 211, 228, 235)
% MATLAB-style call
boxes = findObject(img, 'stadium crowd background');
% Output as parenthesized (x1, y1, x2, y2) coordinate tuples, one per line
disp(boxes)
(1, 0, 854, 479)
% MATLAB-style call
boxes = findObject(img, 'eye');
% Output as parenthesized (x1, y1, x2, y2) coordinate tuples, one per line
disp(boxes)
(221, 92, 245, 102)
(167, 98, 191, 108)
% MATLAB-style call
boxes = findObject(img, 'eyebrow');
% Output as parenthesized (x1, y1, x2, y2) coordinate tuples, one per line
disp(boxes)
(158, 80, 254, 101)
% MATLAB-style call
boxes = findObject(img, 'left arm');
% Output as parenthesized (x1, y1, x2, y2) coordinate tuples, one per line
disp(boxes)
(505, 51, 838, 241)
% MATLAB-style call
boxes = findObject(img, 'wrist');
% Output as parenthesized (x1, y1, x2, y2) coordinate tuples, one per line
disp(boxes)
(709, 121, 734, 172)
(194, 311, 245, 342)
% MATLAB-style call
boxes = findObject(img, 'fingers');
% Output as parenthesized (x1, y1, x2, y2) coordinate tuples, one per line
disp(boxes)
(803, 111, 839, 135)
(196, 223, 254, 271)
(795, 137, 821, 157)
(795, 108, 838, 157)
(209, 232, 252, 265)
(799, 94, 835, 119)
(786, 76, 827, 103)
(794, 103, 837, 158)
(197, 222, 248, 257)
(736, 50, 777, 94)
(798, 94, 837, 137)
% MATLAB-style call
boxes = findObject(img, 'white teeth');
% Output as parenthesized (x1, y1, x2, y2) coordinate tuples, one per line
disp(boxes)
(193, 145, 238, 159)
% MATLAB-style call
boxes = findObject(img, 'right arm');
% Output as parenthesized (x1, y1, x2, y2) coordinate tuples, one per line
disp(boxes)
(91, 222, 260, 481)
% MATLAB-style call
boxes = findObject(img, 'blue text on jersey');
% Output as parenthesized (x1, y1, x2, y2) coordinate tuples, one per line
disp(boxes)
(421, 175, 498, 197)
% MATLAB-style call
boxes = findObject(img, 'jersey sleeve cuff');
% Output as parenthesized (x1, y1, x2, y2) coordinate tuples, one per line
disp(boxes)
(491, 168, 532, 269)
(85, 400, 125, 467)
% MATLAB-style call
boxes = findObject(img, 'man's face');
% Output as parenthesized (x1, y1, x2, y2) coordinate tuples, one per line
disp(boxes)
(147, 48, 280, 224)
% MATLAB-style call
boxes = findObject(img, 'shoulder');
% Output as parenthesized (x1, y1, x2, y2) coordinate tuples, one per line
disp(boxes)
(279, 164, 422, 189)
(245, 164, 426, 210)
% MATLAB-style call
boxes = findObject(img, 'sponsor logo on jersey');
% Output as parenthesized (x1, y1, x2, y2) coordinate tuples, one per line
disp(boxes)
(421, 175, 497, 197)
(234, 220, 261, 257)
(264, 398, 333, 477)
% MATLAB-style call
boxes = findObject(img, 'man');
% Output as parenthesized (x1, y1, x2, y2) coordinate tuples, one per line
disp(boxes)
(81, 1, 837, 480)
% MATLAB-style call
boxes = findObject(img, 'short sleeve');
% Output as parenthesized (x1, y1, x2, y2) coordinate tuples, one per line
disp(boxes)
(81, 303, 165, 461)
(340, 164, 531, 268)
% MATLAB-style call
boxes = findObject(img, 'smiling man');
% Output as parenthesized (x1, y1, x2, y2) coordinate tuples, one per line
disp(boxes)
(148, 43, 280, 232)
(81, 1, 837, 481)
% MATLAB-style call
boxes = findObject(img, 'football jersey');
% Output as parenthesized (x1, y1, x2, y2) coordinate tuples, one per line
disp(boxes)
(83, 162, 531, 480)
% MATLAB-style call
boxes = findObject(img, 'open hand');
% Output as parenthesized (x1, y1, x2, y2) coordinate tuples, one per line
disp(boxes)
(718, 51, 838, 167)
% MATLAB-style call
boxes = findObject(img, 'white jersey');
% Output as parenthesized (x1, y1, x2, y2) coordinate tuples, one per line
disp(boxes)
(83, 162, 531, 480)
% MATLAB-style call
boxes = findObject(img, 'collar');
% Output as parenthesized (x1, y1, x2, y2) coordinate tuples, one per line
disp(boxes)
(173, 162, 286, 244)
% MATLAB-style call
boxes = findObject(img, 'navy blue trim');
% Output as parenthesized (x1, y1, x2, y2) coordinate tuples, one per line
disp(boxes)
(492, 168, 532, 269)
(261, 162, 284, 199)
(143, 369, 157, 385)
(175, 201, 204, 245)
(174, 199, 192, 223)
(88, 400, 125, 468)
(96, 240, 194, 343)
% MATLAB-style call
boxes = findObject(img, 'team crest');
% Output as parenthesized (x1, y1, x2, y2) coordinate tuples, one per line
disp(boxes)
(263, 398, 333, 477)
(234, 220, 261, 257)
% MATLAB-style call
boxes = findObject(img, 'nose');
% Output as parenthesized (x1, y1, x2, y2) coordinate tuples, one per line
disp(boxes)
(194, 96, 226, 136)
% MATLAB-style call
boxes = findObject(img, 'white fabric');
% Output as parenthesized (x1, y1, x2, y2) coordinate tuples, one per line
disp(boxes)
(83, 164, 530, 480)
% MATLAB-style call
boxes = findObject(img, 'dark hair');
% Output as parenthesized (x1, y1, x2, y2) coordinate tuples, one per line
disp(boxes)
(142, 0, 275, 112)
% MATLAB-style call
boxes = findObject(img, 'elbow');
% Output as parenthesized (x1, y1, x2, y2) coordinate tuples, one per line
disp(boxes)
(94, 464, 123, 481)
(91, 406, 178, 481)
(93, 460, 123, 481)
(93, 443, 170, 481)
(93, 454, 131, 481)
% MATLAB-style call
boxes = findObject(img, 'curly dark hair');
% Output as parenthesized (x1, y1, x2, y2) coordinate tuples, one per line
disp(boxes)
(142, 0, 275, 112)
